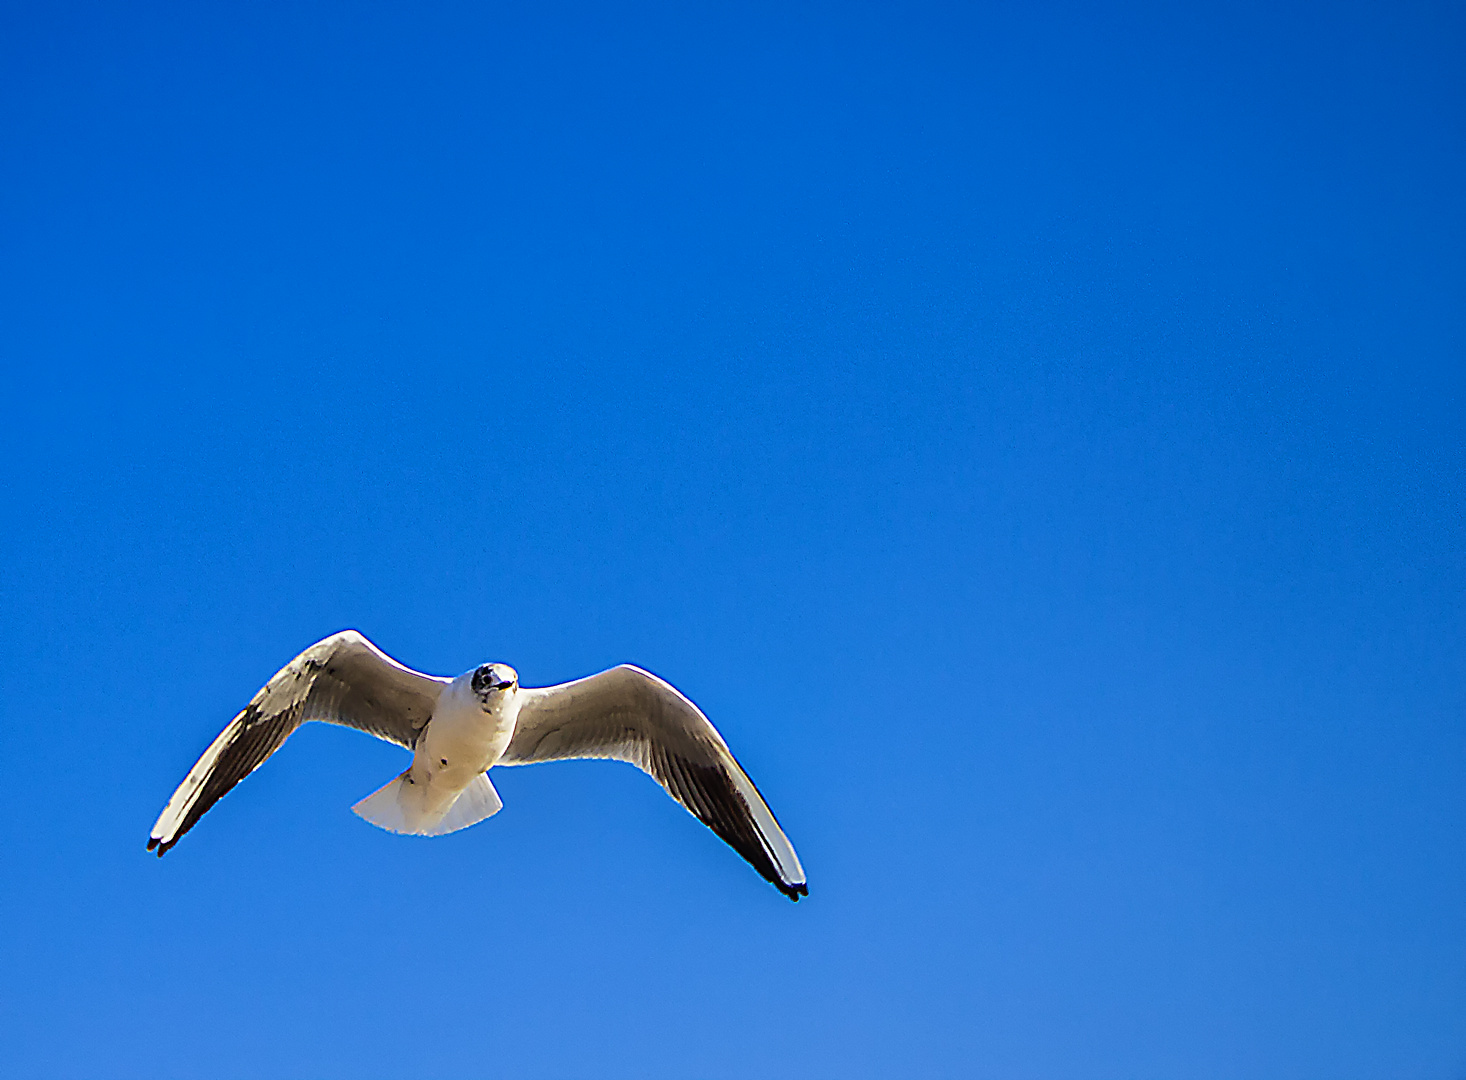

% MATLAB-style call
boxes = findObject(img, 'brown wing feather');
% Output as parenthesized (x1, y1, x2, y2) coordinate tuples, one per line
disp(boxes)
(503, 666, 807, 900)
(147, 631, 445, 855)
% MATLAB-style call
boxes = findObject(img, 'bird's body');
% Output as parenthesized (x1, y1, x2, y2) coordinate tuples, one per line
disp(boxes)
(403, 670, 520, 817)
(148, 631, 808, 900)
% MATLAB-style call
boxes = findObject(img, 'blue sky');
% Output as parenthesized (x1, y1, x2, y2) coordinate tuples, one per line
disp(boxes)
(1, 1, 1462, 1076)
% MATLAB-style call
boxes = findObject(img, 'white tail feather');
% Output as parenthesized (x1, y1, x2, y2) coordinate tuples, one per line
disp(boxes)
(352, 770, 503, 836)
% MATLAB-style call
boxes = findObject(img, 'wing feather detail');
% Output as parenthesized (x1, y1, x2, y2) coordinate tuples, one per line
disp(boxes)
(502, 665, 807, 900)
(147, 631, 446, 855)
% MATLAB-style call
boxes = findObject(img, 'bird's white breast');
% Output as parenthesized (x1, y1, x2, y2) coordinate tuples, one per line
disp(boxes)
(412, 680, 520, 795)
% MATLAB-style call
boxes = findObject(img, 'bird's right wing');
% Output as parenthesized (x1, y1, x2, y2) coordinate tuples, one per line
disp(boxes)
(147, 630, 447, 855)
(501, 665, 807, 900)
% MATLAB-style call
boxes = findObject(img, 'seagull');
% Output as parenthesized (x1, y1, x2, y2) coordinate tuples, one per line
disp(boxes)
(147, 631, 808, 900)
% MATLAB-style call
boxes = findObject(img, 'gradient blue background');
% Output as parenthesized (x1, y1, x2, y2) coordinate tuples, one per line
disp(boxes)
(1, 1, 1463, 1076)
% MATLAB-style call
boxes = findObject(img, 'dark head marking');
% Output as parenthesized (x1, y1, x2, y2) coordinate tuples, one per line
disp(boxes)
(471, 663, 518, 697)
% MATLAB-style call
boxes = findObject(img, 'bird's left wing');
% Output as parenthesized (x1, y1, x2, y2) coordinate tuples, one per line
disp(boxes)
(148, 630, 447, 855)
(501, 665, 807, 900)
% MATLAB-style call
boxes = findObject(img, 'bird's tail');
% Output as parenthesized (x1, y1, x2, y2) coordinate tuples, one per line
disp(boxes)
(352, 770, 503, 836)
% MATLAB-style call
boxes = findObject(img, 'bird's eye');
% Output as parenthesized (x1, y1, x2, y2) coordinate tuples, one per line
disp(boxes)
(471, 665, 494, 694)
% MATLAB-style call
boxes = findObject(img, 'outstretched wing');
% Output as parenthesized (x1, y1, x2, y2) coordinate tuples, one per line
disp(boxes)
(501, 665, 807, 900)
(148, 630, 447, 855)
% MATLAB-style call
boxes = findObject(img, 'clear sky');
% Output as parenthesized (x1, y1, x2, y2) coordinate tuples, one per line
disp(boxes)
(1, 1, 1462, 1077)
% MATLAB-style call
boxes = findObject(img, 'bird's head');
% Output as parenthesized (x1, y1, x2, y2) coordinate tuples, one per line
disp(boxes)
(470, 662, 519, 702)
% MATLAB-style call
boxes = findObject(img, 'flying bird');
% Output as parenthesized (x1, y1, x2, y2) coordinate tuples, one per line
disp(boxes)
(147, 631, 808, 900)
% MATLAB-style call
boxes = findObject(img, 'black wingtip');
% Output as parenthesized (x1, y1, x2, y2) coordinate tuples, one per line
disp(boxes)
(779, 881, 809, 902)
(148, 836, 174, 857)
